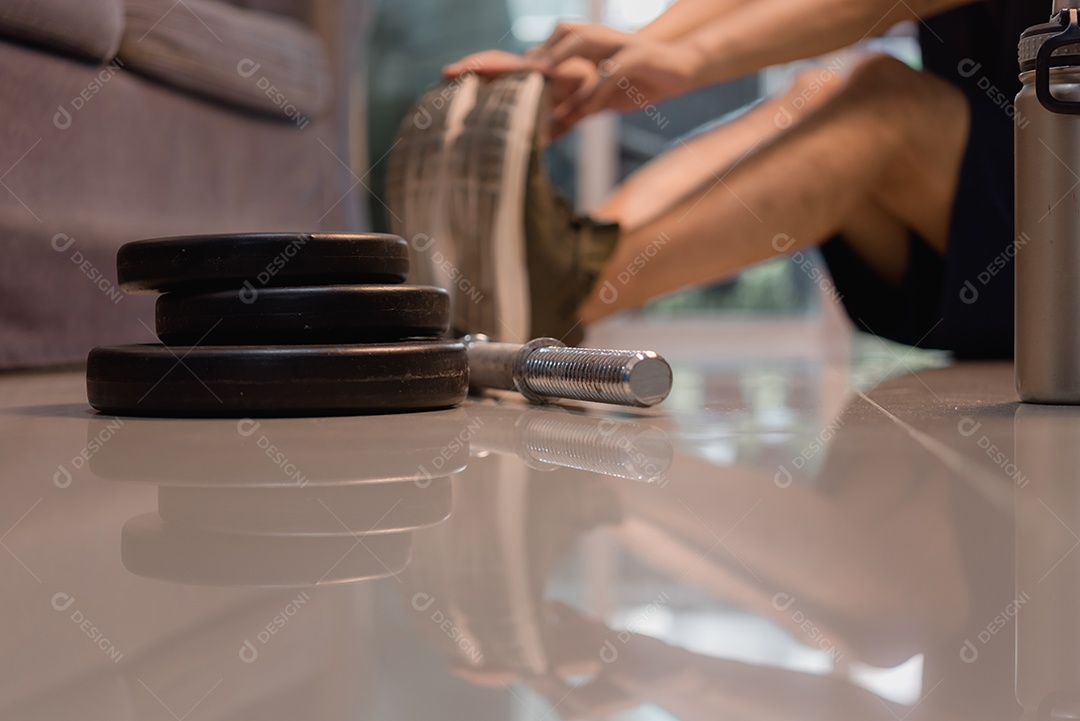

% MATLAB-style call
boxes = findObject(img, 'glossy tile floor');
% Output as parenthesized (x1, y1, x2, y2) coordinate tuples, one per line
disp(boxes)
(0, 317, 1063, 721)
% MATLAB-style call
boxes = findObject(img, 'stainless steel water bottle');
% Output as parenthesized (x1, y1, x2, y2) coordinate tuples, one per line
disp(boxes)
(1017, 0, 1080, 402)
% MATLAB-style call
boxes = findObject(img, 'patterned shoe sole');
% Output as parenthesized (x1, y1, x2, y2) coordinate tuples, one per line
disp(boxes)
(386, 75, 480, 312)
(387, 72, 547, 341)
(448, 72, 546, 341)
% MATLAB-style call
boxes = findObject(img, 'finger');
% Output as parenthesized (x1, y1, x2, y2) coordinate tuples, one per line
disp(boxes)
(442, 51, 530, 78)
(552, 69, 601, 122)
(537, 21, 580, 53)
(546, 57, 594, 106)
(442, 53, 484, 78)
(550, 114, 574, 141)
(543, 28, 622, 69)
(441, 61, 517, 79)
(543, 25, 629, 69)
(552, 72, 616, 132)
(533, 32, 587, 71)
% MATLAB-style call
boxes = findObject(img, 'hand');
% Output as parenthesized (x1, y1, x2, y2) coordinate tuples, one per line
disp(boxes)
(440, 49, 601, 140)
(552, 39, 706, 135)
(529, 21, 634, 69)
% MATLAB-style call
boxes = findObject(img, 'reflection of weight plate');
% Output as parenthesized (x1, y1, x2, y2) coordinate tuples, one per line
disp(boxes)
(156, 285, 450, 345)
(117, 232, 409, 293)
(86, 341, 468, 417)
(121, 513, 412, 587)
(85, 410, 471, 486)
(157, 479, 452, 536)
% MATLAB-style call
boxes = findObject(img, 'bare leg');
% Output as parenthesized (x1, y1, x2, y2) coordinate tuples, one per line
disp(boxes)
(579, 54, 970, 324)
(592, 64, 852, 232)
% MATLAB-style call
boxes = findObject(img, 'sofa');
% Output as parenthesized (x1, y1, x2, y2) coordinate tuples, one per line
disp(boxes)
(0, 0, 372, 369)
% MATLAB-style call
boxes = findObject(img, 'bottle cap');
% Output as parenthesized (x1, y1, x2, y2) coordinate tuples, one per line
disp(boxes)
(1020, 8, 1080, 72)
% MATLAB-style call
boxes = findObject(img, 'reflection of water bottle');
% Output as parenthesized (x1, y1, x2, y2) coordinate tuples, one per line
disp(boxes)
(1014, 405, 1080, 720)
(1017, 1, 1080, 402)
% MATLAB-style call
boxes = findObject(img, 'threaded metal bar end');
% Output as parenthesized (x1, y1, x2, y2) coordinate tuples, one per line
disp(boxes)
(520, 347, 672, 407)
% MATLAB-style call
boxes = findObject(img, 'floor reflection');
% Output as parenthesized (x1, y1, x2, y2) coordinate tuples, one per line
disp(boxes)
(391, 366, 1021, 721)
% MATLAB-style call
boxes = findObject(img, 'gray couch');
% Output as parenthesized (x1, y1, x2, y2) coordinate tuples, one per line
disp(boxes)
(0, 0, 372, 369)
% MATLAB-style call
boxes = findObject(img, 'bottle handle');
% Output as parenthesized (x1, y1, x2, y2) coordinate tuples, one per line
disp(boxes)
(1037, 9, 1080, 114)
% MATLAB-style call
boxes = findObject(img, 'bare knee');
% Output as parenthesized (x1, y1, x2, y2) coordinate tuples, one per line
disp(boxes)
(835, 54, 969, 252)
(844, 54, 915, 87)
(840, 54, 964, 122)
(772, 55, 925, 151)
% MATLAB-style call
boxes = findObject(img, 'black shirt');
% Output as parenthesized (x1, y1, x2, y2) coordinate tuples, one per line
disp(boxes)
(919, 0, 1047, 98)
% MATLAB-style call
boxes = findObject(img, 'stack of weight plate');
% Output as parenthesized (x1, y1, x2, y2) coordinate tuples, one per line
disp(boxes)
(86, 233, 469, 417)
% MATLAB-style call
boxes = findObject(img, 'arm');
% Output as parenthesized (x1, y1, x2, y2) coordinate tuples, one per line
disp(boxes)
(546, 0, 976, 132)
(534, 0, 751, 66)
(445, 0, 751, 77)
(637, 0, 749, 41)
(682, 0, 976, 86)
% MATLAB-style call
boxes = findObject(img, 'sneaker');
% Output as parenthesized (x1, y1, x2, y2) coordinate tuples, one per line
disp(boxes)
(521, 131, 620, 345)
(386, 71, 619, 345)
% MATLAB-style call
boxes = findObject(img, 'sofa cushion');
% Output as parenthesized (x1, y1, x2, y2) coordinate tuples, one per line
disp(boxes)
(119, 0, 329, 122)
(221, 0, 310, 23)
(0, 0, 124, 62)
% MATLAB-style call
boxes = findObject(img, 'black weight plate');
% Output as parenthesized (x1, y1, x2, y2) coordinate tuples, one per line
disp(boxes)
(156, 285, 449, 345)
(117, 232, 410, 293)
(86, 341, 468, 417)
